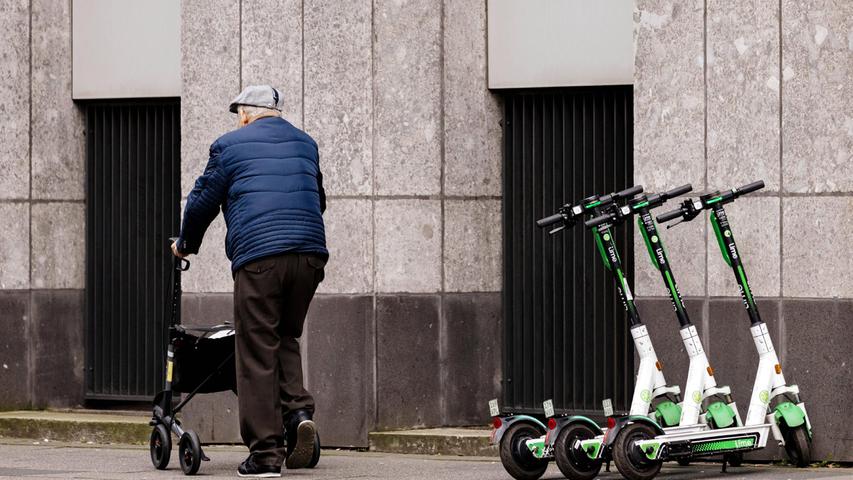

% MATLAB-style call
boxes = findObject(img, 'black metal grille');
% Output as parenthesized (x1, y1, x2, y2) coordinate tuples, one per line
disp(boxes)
(502, 87, 634, 415)
(85, 99, 181, 400)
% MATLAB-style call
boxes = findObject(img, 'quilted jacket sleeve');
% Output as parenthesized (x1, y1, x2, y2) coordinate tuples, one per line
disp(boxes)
(177, 143, 228, 254)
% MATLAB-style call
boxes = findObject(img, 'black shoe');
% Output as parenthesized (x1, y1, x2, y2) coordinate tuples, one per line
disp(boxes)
(237, 454, 281, 478)
(284, 409, 317, 469)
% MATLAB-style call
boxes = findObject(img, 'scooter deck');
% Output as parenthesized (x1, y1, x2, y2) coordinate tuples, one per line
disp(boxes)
(634, 423, 771, 461)
(577, 423, 709, 460)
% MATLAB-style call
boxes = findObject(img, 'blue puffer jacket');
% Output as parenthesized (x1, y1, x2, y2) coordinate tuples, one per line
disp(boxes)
(178, 116, 327, 271)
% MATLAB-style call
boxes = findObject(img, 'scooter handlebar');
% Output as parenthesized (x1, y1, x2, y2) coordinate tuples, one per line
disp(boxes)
(617, 184, 644, 199)
(536, 213, 564, 228)
(657, 208, 684, 223)
(584, 213, 615, 229)
(735, 180, 764, 196)
(662, 183, 692, 200)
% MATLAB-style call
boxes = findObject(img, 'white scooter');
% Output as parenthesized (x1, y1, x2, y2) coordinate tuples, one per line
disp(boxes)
(490, 185, 684, 480)
(549, 184, 741, 480)
(609, 181, 813, 480)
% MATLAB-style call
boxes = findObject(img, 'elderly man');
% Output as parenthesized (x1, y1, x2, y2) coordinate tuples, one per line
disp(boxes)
(172, 85, 327, 478)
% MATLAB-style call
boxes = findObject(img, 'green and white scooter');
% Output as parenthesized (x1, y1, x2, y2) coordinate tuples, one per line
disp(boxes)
(490, 185, 683, 480)
(490, 185, 692, 480)
(547, 184, 741, 480)
(607, 180, 813, 480)
(567, 184, 745, 479)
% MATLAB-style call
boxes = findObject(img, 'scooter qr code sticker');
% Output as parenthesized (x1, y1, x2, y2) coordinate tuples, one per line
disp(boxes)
(488, 399, 500, 417)
(602, 398, 614, 417)
(543, 399, 555, 418)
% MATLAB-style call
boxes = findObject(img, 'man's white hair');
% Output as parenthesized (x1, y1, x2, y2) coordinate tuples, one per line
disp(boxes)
(238, 105, 280, 120)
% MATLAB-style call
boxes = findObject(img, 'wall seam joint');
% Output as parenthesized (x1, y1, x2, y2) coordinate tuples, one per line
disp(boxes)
(370, 0, 379, 430)
(702, 0, 709, 308)
(438, 0, 447, 422)
(778, 0, 784, 297)
(28, 0, 33, 291)
(238, 0, 243, 90)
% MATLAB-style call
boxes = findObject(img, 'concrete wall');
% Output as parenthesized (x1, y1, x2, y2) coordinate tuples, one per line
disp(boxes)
(177, 0, 502, 447)
(0, 0, 86, 409)
(633, 0, 853, 461)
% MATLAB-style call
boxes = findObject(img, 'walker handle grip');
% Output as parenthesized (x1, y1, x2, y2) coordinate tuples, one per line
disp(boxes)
(168, 237, 190, 270)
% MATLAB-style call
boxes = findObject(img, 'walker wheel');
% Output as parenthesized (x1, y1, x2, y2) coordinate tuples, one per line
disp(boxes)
(178, 430, 202, 475)
(149, 424, 171, 470)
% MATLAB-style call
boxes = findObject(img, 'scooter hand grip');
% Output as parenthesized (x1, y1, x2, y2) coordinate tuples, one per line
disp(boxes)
(736, 180, 764, 196)
(656, 208, 683, 223)
(536, 213, 564, 228)
(584, 213, 614, 229)
(664, 184, 692, 199)
(616, 184, 643, 199)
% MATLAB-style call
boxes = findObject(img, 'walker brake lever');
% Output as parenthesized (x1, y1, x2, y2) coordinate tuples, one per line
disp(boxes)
(549, 225, 566, 235)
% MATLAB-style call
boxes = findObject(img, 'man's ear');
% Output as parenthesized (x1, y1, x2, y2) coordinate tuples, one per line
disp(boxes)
(238, 111, 250, 127)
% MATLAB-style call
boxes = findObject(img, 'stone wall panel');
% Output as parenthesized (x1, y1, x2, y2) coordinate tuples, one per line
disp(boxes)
(304, 0, 373, 196)
(374, 0, 442, 195)
(0, 0, 30, 200)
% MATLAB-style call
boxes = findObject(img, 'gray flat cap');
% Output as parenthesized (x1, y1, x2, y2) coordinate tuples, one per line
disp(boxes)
(229, 85, 284, 113)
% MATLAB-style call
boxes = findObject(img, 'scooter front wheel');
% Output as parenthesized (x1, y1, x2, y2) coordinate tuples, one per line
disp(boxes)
(612, 423, 662, 480)
(499, 422, 549, 480)
(553, 423, 602, 480)
(782, 424, 812, 467)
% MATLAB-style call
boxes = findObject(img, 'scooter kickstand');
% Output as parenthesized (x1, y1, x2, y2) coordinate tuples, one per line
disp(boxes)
(605, 460, 611, 472)
(721, 456, 728, 473)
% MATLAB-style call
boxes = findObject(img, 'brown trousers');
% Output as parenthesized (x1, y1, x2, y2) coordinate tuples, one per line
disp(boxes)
(233, 252, 325, 467)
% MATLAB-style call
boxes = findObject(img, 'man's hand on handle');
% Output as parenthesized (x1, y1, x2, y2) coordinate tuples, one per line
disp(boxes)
(171, 241, 189, 259)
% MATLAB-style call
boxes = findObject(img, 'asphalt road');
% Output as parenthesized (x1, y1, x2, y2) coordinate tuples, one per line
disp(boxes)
(0, 441, 849, 479)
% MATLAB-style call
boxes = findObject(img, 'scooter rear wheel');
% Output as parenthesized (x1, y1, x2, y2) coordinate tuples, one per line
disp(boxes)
(553, 423, 602, 480)
(612, 423, 662, 480)
(782, 424, 812, 467)
(499, 422, 549, 480)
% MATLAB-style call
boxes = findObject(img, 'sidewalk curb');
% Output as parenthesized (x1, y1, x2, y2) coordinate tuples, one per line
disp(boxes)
(0, 411, 150, 445)
(369, 428, 497, 457)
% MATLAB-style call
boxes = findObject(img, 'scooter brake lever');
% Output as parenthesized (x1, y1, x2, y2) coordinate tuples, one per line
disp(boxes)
(549, 225, 566, 235)
(666, 218, 686, 229)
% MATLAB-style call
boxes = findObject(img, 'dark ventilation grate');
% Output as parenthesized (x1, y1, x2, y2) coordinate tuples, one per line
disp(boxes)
(85, 99, 181, 400)
(502, 87, 634, 416)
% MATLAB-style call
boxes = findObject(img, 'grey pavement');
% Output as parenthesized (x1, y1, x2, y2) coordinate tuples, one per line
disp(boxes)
(0, 441, 849, 480)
